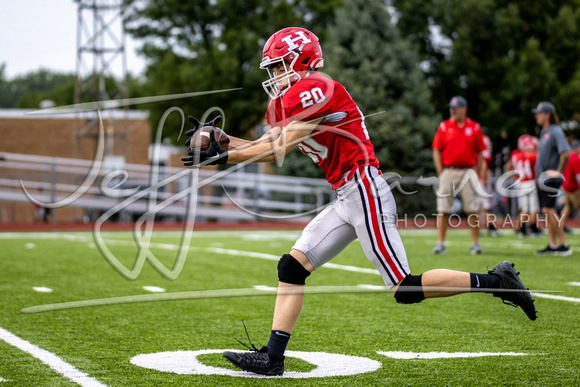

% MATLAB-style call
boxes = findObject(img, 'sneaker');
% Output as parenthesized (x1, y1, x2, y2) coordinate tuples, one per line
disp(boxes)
(556, 244, 572, 256)
(488, 229, 500, 237)
(470, 242, 483, 255)
(223, 346, 284, 376)
(535, 245, 559, 255)
(432, 243, 446, 254)
(488, 261, 537, 321)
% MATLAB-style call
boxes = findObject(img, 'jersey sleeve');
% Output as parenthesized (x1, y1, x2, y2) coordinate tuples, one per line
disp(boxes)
(264, 100, 276, 127)
(554, 127, 571, 155)
(474, 126, 486, 153)
(509, 150, 518, 163)
(431, 124, 444, 150)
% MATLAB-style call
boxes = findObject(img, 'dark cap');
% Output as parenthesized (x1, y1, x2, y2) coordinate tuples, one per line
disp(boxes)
(532, 101, 556, 114)
(570, 139, 580, 149)
(448, 96, 467, 108)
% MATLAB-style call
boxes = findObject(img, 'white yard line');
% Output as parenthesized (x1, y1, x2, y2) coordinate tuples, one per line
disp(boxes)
(0, 327, 106, 387)
(379, 351, 531, 359)
(143, 286, 165, 293)
(531, 292, 580, 303)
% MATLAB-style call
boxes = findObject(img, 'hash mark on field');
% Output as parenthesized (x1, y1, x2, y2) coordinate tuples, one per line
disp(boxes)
(357, 284, 385, 290)
(143, 286, 165, 293)
(32, 287, 53, 293)
(568, 282, 580, 287)
(25, 243, 36, 249)
(254, 285, 277, 291)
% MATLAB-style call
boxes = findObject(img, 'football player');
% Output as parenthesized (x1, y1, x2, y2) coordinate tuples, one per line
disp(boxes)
(182, 27, 537, 376)
(505, 135, 541, 236)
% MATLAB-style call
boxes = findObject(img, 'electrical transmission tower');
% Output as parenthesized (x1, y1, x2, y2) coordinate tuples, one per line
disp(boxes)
(74, 0, 130, 162)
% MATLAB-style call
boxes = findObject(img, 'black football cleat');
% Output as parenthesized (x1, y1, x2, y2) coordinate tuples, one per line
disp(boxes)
(488, 261, 537, 321)
(223, 346, 284, 376)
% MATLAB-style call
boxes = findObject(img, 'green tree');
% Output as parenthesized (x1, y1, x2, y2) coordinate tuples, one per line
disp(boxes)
(126, 0, 342, 143)
(0, 68, 75, 109)
(323, 0, 439, 176)
(393, 0, 580, 144)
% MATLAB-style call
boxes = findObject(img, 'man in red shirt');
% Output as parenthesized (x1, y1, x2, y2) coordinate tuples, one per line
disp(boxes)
(561, 140, 580, 232)
(432, 96, 486, 254)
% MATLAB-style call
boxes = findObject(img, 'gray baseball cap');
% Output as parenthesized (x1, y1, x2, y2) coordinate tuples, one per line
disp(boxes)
(532, 101, 556, 114)
(448, 96, 467, 108)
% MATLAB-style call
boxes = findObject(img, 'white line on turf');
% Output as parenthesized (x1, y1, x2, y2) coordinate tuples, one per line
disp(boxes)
(131, 349, 381, 378)
(254, 285, 277, 291)
(32, 287, 53, 293)
(143, 286, 165, 293)
(0, 327, 106, 387)
(357, 284, 385, 290)
(568, 282, 580, 287)
(531, 292, 580, 303)
(378, 351, 531, 359)
(0, 377, 6, 382)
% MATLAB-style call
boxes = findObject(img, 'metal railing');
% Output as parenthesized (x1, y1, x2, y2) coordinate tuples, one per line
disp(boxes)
(0, 152, 335, 223)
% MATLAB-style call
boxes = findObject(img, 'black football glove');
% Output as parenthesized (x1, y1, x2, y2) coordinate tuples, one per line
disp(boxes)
(182, 129, 229, 167)
(184, 114, 223, 147)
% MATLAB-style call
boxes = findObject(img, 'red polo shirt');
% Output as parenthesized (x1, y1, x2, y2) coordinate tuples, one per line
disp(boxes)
(432, 117, 485, 168)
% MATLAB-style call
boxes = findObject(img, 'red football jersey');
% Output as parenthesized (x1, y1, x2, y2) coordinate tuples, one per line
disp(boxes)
(265, 72, 379, 185)
(510, 150, 537, 182)
(562, 151, 580, 193)
(482, 135, 493, 168)
(432, 117, 485, 168)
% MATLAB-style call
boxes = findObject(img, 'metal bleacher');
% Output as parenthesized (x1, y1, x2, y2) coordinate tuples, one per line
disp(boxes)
(0, 152, 335, 224)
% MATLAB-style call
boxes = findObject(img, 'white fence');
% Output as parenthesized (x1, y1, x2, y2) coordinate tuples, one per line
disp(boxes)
(0, 152, 335, 223)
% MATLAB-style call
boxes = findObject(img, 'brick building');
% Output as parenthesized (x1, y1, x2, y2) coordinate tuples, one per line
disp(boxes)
(0, 109, 151, 223)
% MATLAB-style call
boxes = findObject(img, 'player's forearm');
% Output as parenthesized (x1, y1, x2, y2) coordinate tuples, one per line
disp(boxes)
(228, 121, 318, 164)
(227, 127, 282, 150)
(227, 136, 253, 148)
(228, 140, 295, 163)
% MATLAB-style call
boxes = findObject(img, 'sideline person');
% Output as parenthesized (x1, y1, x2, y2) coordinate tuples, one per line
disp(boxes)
(505, 135, 541, 236)
(183, 27, 537, 376)
(432, 96, 486, 254)
(480, 132, 499, 236)
(533, 101, 571, 255)
(560, 140, 580, 236)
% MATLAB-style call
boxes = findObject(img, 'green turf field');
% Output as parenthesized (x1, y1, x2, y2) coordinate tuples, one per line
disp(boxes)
(1, 228, 579, 386)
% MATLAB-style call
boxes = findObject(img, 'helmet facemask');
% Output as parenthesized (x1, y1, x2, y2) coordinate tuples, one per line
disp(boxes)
(260, 48, 304, 99)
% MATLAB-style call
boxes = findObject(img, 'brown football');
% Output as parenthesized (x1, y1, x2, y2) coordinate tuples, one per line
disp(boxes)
(189, 126, 230, 151)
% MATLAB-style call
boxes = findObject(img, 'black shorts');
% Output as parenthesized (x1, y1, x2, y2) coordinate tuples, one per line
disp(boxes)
(537, 178, 563, 209)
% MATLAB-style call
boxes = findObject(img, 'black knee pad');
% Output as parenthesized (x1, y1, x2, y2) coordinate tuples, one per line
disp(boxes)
(277, 254, 311, 285)
(394, 274, 425, 304)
